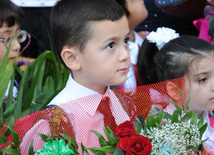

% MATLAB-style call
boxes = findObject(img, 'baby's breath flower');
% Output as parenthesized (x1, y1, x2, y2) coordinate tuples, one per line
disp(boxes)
(147, 121, 201, 155)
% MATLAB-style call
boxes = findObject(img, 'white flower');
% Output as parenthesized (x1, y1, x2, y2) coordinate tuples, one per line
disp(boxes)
(146, 121, 201, 155)
(146, 27, 179, 50)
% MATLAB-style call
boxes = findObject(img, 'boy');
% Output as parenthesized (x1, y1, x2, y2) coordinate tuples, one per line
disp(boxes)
(20, 0, 136, 154)
(115, 0, 149, 89)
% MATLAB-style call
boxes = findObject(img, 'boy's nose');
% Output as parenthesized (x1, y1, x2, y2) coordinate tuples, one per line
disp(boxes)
(11, 38, 21, 53)
(119, 46, 130, 62)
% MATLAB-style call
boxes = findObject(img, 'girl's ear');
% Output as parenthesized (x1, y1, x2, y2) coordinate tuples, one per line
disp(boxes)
(61, 45, 81, 71)
(166, 81, 180, 101)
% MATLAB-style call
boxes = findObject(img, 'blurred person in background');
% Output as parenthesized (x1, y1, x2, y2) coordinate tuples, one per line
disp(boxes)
(11, 0, 58, 58)
(135, 0, 201, 36)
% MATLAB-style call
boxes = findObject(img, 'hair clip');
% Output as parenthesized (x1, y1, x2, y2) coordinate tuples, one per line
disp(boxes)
(146, 27, 179, 50)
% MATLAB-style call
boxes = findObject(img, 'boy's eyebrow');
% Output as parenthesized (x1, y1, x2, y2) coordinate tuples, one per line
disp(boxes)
(103, 30, 131, 44)
(193, 72, 209, 77)
(126, 31, 131, 37)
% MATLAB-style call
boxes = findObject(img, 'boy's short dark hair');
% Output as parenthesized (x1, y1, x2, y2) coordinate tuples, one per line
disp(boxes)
(0, 0, 24, 27)
(115, 0, 130, 17)
(50, 0, 126, 68)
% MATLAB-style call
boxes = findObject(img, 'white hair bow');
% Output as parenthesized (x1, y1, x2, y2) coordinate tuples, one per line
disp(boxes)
(146, 27, 180, 50)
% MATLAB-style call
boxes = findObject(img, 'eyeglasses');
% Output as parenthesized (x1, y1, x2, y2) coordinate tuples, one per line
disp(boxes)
(0, 30, 31, 54)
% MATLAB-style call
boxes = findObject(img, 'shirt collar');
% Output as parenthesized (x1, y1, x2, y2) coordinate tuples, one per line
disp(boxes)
(68, 74, 112, 116)
(128, 32, 144, 65)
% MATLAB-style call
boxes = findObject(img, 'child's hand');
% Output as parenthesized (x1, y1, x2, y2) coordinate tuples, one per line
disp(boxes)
(207, 0, 214, 5)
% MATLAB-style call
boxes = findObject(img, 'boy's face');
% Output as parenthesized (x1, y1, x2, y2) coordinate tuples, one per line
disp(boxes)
(0, 22, 21, 63)
(126, 0, 148, 30)
(186, 53, 214, 116)
(75, 15, 131, 93)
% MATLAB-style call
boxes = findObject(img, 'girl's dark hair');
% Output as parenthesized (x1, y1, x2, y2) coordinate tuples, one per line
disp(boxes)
(137, 35, 214, 85)
(0, 0, 24, 27)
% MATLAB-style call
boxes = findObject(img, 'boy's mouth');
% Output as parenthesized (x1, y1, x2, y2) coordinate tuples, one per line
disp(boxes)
(117, 67, 129, 72)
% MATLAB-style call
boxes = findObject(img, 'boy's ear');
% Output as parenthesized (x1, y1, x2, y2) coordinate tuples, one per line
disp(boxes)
(166, 81, 180, 101)
(61, 45, 81, 71)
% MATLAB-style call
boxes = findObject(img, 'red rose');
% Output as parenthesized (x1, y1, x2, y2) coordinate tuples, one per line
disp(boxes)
(117, 135, 152, 155)
(201, 150, 212, 155)
(116, 121, 136, 138)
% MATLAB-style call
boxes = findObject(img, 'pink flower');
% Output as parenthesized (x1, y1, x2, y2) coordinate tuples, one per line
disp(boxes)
(193, 15, 211, 42)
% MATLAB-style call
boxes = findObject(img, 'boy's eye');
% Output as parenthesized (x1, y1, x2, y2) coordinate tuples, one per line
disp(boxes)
(198, 77, 207, 83)
(107, 42, 114, 49)
(124, 37, 129, 45)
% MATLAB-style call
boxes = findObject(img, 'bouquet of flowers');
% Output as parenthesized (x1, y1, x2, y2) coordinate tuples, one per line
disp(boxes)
(85, 90, 208, 155)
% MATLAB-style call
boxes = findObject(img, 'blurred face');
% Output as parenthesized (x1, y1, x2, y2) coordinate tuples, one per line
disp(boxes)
(186, 53, 214, 116)
(126, 0, 148, 31)
(207, 0, 214, 5)
(75, 15, 131, 93)
(0, 22, 21, 63)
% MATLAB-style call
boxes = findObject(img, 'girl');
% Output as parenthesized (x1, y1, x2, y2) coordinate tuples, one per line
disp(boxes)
(137, 27, 214, 151)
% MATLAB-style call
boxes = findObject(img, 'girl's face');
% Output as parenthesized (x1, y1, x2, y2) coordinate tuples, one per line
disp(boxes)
(0, 22, 21, 63)
(126, 0, 148, 31)
(186, 53, 214, 116)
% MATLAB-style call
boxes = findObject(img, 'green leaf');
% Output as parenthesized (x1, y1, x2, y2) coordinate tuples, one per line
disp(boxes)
(87, 147, 105, 155)
(188, 138, 208, 151)
(5, 73, 15, 115)
(0, 149, 20, 155)
(138, 115, 147, 135)
(4, 117, 15, 137)
(136, 123, 141, 135)
(163, 112, 171, 120)
(59, 133, 78, 149)
(36, 133, 49, 142)
(197, 115, 204, 129)
(0, 28, 15, 74)
(0, 135, 7, 144)
(113, 148, 125, 155)
(28, 140, 34, 155)
(103, 127, 115, 146)
(146, 115, 156, 130)
(178, 88, 185, 111)
(0, 118, 3, 128)
(7, 126, 19, 148)
(168, 98, 182, 111)
(0, 59, 15, 108)
(92, 146, 115, 153)
(22, 58, 45, 111)
(199, 123, 208, 135)
(14, 65, 30, 118)
(90, 130, 107, 147)
(171, 109, 179, 123)
(155, 111, 164, 124)
(155, 122, 162, 130)
(3, 101, 17, 119)
(81, 142, 89, 155)
(184, 98, 190, 112)
(190, 111, 198, 125)
(106, 126, 118, 145)
(180, 111, 192, 123)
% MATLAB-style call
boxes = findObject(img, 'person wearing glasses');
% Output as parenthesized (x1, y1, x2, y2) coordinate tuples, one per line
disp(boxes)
(0, 0, 30, 108)
(11, 0, 59, 58)
(0, 0, 31, 63)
